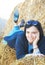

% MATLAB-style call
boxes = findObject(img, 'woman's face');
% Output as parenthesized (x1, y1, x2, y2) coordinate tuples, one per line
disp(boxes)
(26, 26, 39, 44)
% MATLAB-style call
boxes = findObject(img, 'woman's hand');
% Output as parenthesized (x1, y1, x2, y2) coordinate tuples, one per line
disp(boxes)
(33, 32, 40, 49)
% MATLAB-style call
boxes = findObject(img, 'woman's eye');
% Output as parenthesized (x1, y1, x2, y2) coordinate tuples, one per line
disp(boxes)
(26, 31, 29, 33)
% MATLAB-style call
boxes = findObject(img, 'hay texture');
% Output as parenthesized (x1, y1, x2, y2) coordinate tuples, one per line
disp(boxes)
(10, 55, 45, 65)
(0, 43, 16, 65)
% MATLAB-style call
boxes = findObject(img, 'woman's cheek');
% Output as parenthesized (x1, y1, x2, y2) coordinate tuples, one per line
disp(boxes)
(32, 34, 36, 40)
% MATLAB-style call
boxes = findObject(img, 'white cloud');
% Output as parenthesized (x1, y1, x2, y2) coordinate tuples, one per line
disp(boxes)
(0, 0, 25, 20)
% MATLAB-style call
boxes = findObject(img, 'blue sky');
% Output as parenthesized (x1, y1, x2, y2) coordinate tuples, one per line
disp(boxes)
(0, 0, 24, 20)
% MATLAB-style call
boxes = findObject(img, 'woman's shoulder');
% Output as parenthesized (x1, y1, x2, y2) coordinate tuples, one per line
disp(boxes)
(17, 31, 27, 42)
(16, 31, 28, 46)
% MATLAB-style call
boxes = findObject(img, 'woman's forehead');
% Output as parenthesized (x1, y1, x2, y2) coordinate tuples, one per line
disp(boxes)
(26, 26, 39, 32)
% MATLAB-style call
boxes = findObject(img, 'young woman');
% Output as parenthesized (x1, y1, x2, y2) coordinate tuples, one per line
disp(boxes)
(15, 20, 45, 59)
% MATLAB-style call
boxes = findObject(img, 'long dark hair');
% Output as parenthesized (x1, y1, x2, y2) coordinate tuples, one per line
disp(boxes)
(24, 20, 44, 40)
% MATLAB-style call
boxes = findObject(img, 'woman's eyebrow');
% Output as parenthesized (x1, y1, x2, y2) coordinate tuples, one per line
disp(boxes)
(32, 31, 38, 33)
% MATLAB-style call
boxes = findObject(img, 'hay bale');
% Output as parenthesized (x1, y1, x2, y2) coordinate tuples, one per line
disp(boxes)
(10, 55, 45, 65)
